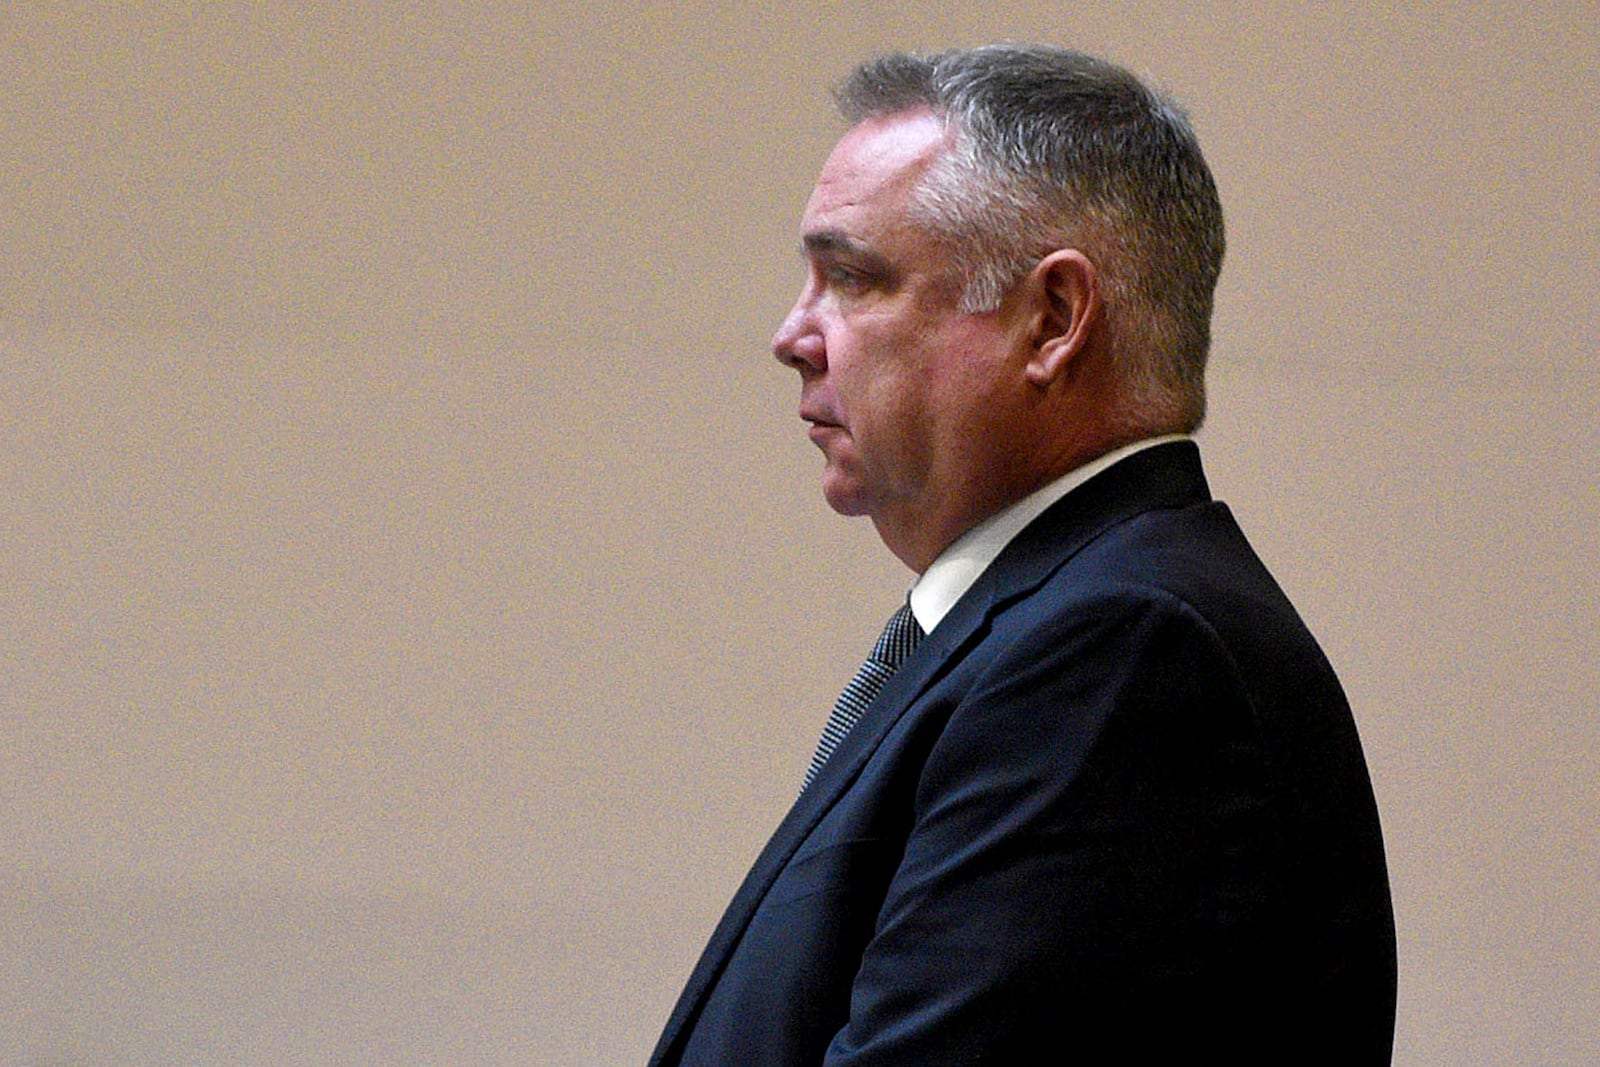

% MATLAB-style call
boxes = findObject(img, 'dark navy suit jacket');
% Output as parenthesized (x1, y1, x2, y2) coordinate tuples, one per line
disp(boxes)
(650, 442, 1396, 1065)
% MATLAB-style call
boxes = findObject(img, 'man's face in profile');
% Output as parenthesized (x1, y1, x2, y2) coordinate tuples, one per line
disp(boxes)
(771, 111, 1032, 547)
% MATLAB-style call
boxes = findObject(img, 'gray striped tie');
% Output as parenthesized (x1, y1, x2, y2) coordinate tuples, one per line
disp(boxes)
(801, 602, 924, 792)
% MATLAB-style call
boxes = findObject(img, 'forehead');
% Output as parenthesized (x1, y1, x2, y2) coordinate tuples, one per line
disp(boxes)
(801, 110, 949, 236)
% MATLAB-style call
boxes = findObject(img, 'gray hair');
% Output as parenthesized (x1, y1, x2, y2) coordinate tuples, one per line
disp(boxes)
(835, 45, 1225, 432)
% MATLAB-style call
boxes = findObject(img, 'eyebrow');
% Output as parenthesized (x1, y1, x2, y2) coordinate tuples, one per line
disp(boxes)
(800, 230, 893, 276)
(802, 230, 873, 259)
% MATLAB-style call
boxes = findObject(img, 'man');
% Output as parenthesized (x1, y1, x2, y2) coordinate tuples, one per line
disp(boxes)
(651, 45, 1396, 1065)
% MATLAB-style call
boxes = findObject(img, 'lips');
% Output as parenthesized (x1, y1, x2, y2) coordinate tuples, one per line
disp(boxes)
(799, 397, 841, 428)
(802, 408, 844, 449)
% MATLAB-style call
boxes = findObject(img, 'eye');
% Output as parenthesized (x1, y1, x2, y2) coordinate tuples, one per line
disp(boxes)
(823, 263, 872, 292)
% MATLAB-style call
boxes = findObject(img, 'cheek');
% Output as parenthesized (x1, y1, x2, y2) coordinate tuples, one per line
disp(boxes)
(832, 314, 944, 453)
(933, 321, 1015, 398)
(859, 377, 937, 477)
(826, 331, 887, 414)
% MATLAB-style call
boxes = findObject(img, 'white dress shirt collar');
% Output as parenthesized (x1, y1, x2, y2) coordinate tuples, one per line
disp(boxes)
(908, 435, 1192, 635)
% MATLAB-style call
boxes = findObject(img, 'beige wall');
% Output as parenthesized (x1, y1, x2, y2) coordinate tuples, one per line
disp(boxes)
(3, 3, 1595, 1063)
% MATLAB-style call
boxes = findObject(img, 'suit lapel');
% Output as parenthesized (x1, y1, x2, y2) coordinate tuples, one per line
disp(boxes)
(649, 442, 1210, 1065)
(805, 444, 1211, 799)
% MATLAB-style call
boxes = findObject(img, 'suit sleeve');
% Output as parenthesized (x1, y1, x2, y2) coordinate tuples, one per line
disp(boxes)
(822, 588, 1281, 1064)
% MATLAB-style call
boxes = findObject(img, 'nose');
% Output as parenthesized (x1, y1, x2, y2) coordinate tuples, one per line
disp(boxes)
(772, 290, 825, 374)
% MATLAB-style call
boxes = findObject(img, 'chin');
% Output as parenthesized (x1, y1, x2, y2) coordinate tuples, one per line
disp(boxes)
(820, 473, 873, 518)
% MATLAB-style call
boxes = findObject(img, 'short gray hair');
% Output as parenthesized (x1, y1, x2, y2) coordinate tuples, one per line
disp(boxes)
(835, 45, 1225, 432)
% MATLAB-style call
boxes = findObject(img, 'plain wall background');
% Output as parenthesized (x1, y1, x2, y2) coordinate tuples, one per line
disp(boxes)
(3, 2, 1595, 1063)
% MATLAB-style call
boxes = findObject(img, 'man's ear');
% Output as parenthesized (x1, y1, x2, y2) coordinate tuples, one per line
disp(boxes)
(1025, 249, 1100, 387)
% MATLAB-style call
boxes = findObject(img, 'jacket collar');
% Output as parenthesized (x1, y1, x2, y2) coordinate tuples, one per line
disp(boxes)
(806, 440, 1210, 799)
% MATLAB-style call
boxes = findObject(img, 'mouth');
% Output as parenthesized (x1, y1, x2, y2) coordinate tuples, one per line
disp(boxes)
(805, 425, 840, 453)
(802, 410, 843, 446)
(799, 403, 840, 428)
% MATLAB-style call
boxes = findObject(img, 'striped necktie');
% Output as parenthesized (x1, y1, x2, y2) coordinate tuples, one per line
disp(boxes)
(801, 601, 924, 792)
